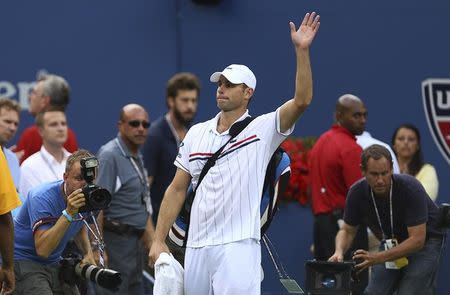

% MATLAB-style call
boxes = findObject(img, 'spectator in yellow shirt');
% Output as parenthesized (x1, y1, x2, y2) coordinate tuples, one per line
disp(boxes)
(0, 148, 21, 294)
(392, 124, 439, 200)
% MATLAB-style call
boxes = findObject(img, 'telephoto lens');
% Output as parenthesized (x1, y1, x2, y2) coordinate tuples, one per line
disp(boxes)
(75, 263, 122, 291)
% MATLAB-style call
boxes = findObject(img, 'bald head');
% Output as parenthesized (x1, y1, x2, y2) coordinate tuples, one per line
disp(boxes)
(336, 94, 362, 114)
(335, 94, 367, 135)
(119, 103, 147, 121)
(118, 103, 150, 153)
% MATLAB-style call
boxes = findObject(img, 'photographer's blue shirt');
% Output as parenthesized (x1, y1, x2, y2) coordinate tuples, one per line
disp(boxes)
(13, 180, 85, 264)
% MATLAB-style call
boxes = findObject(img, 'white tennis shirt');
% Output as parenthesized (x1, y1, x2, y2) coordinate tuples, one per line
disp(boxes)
(175, 108, 293, 247)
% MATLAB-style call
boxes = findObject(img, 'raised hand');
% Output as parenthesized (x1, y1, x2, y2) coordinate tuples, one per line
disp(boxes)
(290, 12, 320, 49)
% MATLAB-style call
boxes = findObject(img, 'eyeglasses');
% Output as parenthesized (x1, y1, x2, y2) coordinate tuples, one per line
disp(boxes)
(127, 120, 151, 129)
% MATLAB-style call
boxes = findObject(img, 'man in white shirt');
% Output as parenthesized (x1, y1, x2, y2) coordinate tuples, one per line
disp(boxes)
(357, 130, 400, 174)
(149, 12, 320, 294)
(19, 110, 71, 197)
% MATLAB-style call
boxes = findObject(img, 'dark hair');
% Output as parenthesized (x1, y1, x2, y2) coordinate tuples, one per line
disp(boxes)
(361, 144, 393, 171)
(166, 72, 201, 107)
(391, 123, 423, 176)
(0, 97, 21, 113)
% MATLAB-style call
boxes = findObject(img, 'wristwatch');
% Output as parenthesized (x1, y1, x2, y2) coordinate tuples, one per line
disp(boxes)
(62, 209, 74, 222)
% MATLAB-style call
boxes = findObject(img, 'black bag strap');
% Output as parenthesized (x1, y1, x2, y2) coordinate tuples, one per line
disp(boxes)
(193, 116, 254, 195)
(181, 116, 254, 246)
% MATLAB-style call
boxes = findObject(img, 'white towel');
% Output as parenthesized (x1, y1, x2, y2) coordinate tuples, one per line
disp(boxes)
(154, 252, 184, 295)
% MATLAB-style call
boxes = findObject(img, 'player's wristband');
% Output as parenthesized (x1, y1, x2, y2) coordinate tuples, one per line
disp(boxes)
(62, 209, 74, 222)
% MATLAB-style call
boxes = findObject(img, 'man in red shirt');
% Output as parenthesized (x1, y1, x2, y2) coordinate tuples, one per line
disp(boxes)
(14, 74, 78, 163)
(309, 94, 368, 294)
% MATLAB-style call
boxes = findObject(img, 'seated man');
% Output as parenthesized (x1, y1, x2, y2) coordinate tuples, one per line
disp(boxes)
(13, 149, 96, 295)
(329, 144, 446, 295)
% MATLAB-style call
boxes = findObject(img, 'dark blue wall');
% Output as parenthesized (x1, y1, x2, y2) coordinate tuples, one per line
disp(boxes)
(1, 1, 449, 293)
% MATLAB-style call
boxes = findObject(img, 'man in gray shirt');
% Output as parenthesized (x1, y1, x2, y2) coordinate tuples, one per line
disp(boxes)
(96, 104, 155, 295)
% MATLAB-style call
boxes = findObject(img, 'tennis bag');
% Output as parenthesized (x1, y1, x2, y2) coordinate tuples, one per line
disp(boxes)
(168, 147, 291, 247)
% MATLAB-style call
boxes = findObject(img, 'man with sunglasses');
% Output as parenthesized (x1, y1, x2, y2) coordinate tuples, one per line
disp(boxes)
(95, 103, 155, 295)
(150, 12, 320, 294)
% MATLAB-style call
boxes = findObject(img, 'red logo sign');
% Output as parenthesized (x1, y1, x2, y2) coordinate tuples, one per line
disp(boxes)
(422, 79, 450, 164)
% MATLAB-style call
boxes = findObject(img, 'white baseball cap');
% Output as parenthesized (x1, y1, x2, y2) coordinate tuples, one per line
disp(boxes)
(210, 64, 257, 90)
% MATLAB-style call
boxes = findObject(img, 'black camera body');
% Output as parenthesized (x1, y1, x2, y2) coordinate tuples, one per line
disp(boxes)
(78, 157, 111, 213)
(305, 260, 356, 295)
(60, 256, 122, 291)
(438, 203, 450, 228)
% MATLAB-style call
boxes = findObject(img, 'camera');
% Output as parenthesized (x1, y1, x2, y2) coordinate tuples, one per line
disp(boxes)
(438, 203, 450, 228)
(305, 260, 356, 295)
(60, 256, 122, 291)
(79, 156, 112, 213)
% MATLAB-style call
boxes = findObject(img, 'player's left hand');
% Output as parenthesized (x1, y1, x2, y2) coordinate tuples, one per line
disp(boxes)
(290, 12, 320, 49)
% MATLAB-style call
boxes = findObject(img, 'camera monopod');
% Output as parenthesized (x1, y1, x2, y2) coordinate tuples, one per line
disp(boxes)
(262, 234, 305, 294)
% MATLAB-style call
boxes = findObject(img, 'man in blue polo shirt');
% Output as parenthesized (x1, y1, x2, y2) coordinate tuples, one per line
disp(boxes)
(13, 149, 96, 294)
(142, 72, 200, 225)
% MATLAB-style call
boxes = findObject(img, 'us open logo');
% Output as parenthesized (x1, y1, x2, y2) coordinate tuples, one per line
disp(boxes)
(422, 79, 450, 164)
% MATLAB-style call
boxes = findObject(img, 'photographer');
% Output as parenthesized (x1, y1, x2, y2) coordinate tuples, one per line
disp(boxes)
(12, 149, 96, 295)
(329, 145, 446, 295)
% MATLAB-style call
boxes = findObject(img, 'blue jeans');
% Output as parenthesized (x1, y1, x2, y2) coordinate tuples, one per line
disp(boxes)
(364, 236, 446, 295)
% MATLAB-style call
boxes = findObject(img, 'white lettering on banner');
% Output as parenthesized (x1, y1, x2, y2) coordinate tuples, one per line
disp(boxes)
(0, 80, 35, 110)
(0, 81, 16, 97)
(437, 90, 450, 110)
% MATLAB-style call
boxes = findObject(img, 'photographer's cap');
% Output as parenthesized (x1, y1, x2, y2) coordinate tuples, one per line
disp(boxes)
(210, 64, 257, 90)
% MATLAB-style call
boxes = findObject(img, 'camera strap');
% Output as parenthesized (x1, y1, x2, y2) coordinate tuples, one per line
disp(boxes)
(262, 234, 304, 293)
(82, 212, 106, 268)
(370, 181, 394, 241)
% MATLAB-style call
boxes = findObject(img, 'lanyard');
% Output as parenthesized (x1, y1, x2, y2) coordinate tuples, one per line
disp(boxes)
(40, 152, 62, 180)
(370, 181, 394, 241)
(114, 138, 147, 188)
(115, 137, 152, 214)
(165, 113, 183, 147)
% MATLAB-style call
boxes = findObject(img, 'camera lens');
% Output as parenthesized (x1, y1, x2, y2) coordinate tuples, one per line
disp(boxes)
(79, 185, 111, 213)
(321, 274, 337, 289)
(91, 188, 111, 207)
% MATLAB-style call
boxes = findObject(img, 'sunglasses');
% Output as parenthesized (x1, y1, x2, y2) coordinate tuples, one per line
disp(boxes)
(127, 120, 151, 129)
